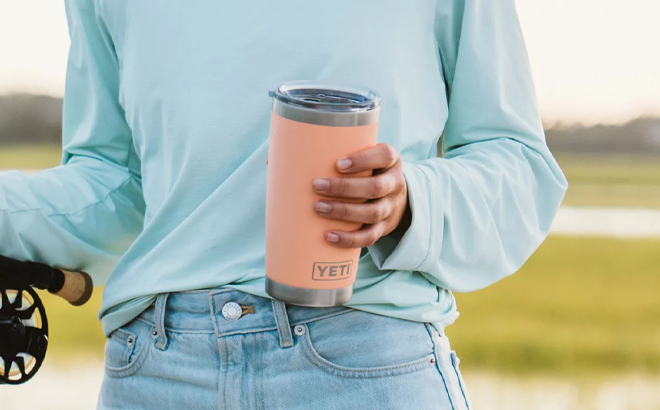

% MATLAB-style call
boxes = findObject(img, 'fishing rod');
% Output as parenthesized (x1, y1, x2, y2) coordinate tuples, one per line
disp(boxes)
(0, 255, 93, 385)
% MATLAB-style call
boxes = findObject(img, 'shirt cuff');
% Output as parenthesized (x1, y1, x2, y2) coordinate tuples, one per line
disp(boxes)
(367, 161, 434, 272)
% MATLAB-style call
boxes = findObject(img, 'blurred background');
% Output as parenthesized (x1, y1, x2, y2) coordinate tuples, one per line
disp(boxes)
(1, 1, 659, 409)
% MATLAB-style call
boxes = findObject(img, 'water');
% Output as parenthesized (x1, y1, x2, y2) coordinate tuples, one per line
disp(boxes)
(1, 362, 659, 410)
(551, 206, 660, 237)
(466, 371, 660, 410)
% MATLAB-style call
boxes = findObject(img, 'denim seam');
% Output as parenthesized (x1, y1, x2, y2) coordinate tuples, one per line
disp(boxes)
(425, 324, 456, 410)
(260, 332, 265, 410)
(218, 327, 280, 337)
(451, 352, 471, 409)
(209, 292, 221, 337)
(104, 326, 156, 379)
(300, 324, 435, 379)
(289, 309, 354, 328)
(253, 331, 258, 410)
(216, 335, 224, 410)
(134, 317, 215, 334)
(107, 328, 136, 368)
(110, 327, 134, 340)
(272, 300, 294, 348)
(134, 307, 353, 335)
(154, 293, 170, 350)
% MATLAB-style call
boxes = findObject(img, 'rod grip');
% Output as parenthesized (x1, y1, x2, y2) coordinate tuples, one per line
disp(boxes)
(51, 270, 94, 306)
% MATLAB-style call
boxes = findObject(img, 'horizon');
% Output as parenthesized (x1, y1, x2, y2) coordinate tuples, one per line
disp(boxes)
(1, 0, 659, 126)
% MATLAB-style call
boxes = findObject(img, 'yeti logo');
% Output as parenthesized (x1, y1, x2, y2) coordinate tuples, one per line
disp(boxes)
(312, 260, 353, 281)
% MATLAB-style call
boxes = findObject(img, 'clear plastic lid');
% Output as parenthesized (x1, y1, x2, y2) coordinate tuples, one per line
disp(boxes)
(269, 81, 381, 113)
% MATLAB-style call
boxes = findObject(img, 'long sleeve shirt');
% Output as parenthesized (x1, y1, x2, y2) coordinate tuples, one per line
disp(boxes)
(0, 0, 567, 337)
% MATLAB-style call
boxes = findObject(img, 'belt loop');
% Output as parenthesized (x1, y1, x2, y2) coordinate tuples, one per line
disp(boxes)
(426, 323, 450, 353)
(154, 293, 170, 351)
(272, 299, 293, 348)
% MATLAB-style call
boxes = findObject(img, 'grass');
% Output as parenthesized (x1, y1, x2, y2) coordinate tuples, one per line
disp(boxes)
(446, 236, 660, 375)
(0, 144, 62, 169)
(36, 289, 106, 361)
(556, 154, 660, 208)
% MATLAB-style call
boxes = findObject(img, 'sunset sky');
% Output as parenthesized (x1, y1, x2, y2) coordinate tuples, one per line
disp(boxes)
(1, 0, 659, 125)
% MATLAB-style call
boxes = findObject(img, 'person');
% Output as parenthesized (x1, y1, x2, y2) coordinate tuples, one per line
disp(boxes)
(0, 0, 567, 409)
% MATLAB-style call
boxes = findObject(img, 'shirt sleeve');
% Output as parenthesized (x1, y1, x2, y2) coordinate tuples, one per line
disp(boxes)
(367, 0, 568, 292)
(0, 0, 145, 286)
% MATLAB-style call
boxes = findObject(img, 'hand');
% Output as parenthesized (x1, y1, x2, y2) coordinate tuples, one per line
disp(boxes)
(312, 143, 411, 248)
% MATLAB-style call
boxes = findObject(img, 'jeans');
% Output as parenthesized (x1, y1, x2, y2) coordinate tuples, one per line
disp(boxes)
(97, 288, 471, 410)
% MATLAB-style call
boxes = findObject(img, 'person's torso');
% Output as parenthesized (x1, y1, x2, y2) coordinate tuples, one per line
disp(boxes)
(97, 0, 455, 334)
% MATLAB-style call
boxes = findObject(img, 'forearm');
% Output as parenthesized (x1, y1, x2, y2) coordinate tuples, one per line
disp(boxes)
(0, 0, 148, 284)
(400, 137, 566, 291)
(0, 160, 145, 285)
(365, 0, 568, 291)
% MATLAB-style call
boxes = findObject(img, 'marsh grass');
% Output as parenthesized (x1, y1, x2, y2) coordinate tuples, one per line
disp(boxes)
(447, 236, 660, 375)
(557, 154, 660, 208)
(0, 144, 62, 169)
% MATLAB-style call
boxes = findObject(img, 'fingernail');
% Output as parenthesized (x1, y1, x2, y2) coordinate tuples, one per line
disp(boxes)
(337, 158, 352, 170)
(315, 201, 331, 213)
(326, 232, 339, 243)
(313, 178, 330, 191)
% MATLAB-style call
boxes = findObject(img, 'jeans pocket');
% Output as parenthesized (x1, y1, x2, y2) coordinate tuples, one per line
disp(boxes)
(297, 310, 437, 379)
(104, 318, 155, 378)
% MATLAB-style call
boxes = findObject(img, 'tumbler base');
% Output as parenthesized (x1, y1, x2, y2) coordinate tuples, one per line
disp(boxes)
(266, 278, 353, 307)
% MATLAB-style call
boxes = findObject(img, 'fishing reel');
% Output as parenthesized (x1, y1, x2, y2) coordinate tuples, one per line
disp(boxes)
(0, 255, 93, 385)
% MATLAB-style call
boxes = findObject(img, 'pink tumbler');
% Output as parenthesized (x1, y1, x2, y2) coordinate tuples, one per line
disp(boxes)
(265, 81, 381, 306)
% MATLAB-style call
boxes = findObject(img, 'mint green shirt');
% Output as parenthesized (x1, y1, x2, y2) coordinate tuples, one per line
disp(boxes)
(0, 0, 567, 337)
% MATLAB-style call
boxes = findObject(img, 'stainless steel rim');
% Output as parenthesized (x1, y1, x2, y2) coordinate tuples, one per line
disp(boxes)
(273, 99, 379, 127)
(266, 278, 353, 307)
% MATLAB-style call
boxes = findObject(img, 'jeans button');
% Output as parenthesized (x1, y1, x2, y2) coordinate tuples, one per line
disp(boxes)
(222, 302, 242, 321)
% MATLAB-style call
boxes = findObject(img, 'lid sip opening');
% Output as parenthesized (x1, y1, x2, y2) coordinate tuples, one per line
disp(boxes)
(269, 81, 381, 113)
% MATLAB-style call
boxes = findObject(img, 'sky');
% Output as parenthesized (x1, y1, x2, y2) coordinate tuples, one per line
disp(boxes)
(0, 0, 659, 125)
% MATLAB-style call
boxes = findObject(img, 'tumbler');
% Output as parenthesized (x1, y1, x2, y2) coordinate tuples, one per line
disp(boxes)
(265, 81, 381, 307)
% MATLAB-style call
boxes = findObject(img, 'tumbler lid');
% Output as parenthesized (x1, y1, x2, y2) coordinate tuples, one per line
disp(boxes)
(269, 81, 381, 113)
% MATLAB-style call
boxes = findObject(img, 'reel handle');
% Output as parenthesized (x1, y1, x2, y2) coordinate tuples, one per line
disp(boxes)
(0, 255, 94, 307)
(52, 270, 94, 306)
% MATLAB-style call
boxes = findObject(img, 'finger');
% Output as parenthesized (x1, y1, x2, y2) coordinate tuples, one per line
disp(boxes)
(314, 198, 393, 224)
(325, 222, 388, 248)
(336, 143, 400, 174)
(312, 171, 401, 199)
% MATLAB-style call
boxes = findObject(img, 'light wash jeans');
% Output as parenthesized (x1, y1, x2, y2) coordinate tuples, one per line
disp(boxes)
(98, 288, 471, 409)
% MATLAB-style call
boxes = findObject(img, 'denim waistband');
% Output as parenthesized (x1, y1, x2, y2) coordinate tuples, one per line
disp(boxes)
(136, 288, 352, 344)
